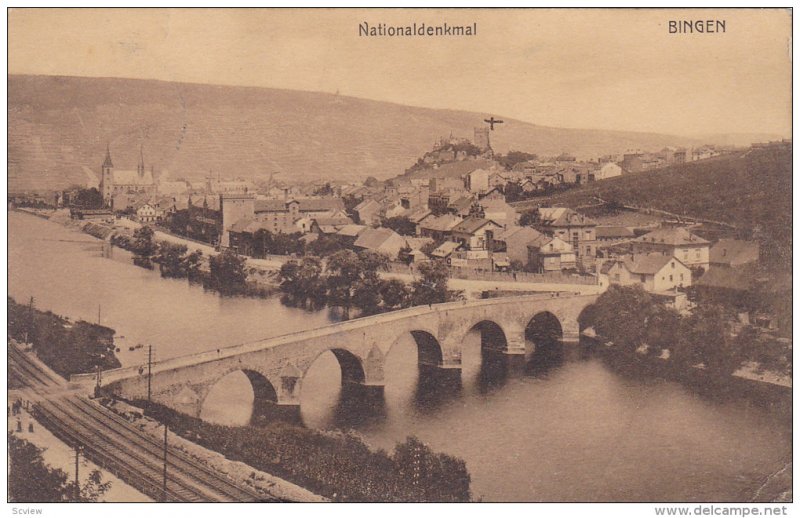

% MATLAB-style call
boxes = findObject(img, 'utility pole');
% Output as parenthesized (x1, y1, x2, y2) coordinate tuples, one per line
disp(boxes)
(97, 304, 101, 325)
(147, 345, 153, 403)
(74, 445, 81, 502)
(25, 296, 35, 344)
(162, 421, 168, 502)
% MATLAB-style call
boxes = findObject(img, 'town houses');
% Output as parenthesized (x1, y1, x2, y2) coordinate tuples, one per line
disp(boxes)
(64, 133, 762, 303)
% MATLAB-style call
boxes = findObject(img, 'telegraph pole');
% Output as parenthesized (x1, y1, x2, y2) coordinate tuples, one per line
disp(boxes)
(147, 345, 153, 403)
(25, 296, 35, 344)
(162, 421, 168, 502)
(74, 445, 81, 502)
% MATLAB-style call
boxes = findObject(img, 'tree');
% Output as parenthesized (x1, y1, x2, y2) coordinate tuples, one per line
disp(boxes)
(383, 216, 417, 236)
(380, 279, 411, 310)
(278, 257, 326, 308)
(503, 182, 524, 202)
(519, 208, 541, 228)
(411, 260, 450, 306)
(131, 226, 157, 258)
(326, 250, 389, 317)
(644, 305, 684, 358)
(496, 150, 537, 170)
(71, 188, 104, 209)
(353, 275, 384, 316)
(326, 250, 362, 315)
(680, 304, 746, 378)
(183, 250, 204, 279)
(8, 433, 111, 502)
(398, 245, 413, 265)
(208, 249, 247, 295)
(312, 182, 334, 196)
(589, 285, 654, 355)
(154, 242, 189, 278)
(392, 436, 471, 502)
(307, 235, 345, 257)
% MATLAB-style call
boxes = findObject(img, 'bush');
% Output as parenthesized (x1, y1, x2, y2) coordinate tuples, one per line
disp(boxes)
(139, 402, 471, 502)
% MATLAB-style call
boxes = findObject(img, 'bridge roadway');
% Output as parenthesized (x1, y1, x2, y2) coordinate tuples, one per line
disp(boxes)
(86, 292, 599, 418)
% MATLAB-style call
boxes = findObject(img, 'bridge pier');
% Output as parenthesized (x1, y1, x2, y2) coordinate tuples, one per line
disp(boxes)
(277, 363, 303, 407)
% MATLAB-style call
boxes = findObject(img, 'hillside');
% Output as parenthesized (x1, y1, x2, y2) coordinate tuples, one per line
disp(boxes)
(8, 75, 780, 192)
(515, 145, 792, 267)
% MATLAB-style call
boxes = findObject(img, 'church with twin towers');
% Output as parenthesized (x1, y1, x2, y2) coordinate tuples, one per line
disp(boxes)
(99, 145, 156, 205)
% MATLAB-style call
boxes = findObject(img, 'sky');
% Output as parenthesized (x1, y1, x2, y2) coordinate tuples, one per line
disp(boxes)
(8, 8, 793, 137)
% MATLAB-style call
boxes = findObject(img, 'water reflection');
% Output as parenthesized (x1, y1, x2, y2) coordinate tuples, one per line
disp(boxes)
(328, 383, 386, 429)
(413, 365, 462, 412)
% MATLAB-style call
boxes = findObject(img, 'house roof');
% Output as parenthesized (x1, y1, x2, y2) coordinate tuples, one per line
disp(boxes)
(451, 217, 501, 235)
(538, 207, 596, 227)
(406, 207, 433, 224)
(431, 241, 461, 257)
(353, 227, 400, 250)
(527, 235, 570, 253)
(696, 265, 758, 291)
(404, 237, 433, 251)
(635, 227, 709, 246)
(596, 226, 636, 239)
(354, 198, 380, 212)
(624, 254, 680, 275)
(336, 224, 367, 237)
(254, 198, 345, 214)
(312, 216, 353, 227)
(420, 214, 462, 232)
(447, 195, 474, 212)
(496, 225, 545, 244)
(709, 239, 759, 265)
(254, 199, 287, 212)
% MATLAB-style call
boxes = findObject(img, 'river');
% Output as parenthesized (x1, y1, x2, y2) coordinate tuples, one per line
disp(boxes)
(8, 211, 791, 502)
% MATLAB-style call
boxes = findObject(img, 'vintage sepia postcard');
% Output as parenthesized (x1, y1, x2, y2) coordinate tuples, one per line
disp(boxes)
(5, 6, 793, 512)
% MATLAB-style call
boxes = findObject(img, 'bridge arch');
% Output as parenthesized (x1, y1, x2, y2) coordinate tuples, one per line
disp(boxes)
(302, 347, 384, 386)
(577, 303, 599, 334)
(199, 367, 278, 424)
(409, 330, 444, 367)
(525, 311, 564, 346)
(466, 319, 509, 354)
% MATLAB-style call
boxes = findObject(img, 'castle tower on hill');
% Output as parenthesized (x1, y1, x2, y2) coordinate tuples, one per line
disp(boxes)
(474, 127, 491, 153)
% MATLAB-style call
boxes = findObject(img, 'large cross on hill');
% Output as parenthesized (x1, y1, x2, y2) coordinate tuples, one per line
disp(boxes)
(484, 116, 504, 131)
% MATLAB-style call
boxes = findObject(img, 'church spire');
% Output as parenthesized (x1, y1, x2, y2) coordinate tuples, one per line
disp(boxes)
(138, 144, 145, 177)
(103, 143, 114, 169)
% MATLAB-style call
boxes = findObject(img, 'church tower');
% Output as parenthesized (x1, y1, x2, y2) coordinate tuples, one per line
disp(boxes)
(100, 144, 114, 205)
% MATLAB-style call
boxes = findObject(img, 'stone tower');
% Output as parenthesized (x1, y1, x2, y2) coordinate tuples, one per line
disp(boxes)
(220, 193, 255, 248)
(474, 127, 491, 152)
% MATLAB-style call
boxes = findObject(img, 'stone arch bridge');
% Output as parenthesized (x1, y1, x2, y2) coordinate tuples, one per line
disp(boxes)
(87, 293, 598, 418)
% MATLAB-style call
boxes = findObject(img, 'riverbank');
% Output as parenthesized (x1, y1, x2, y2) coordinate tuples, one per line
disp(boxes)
(22, 209, 601, 298)
(588, 338, 791, 405)
(8, 297, 121, 377)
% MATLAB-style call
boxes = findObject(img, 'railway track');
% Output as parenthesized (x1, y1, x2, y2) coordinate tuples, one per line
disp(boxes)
(9, 344, 270, 502)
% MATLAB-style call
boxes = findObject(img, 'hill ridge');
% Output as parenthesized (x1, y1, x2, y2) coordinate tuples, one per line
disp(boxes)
(8, 74, 779, 191)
